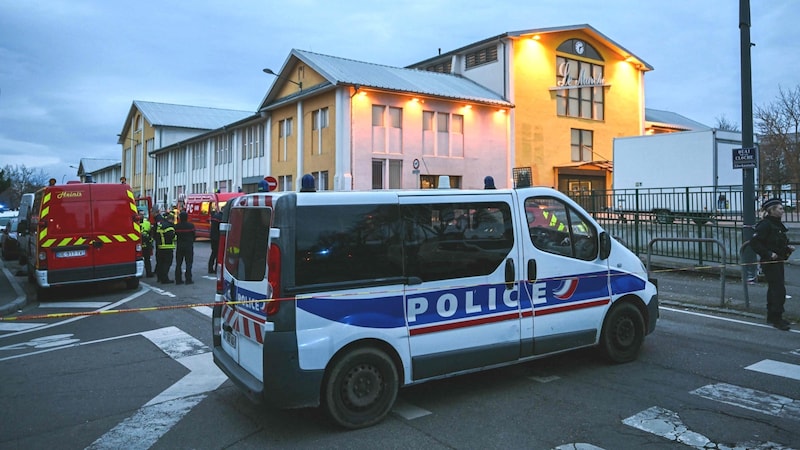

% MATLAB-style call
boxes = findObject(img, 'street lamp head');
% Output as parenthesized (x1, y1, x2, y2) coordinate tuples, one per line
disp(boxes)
(262, 67, 302, 89)
(262, 68, 277, 76)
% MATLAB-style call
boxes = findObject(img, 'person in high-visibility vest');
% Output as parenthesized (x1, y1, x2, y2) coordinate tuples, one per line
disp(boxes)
(155, 212, 176, 283)
(140, 215, 154, 278)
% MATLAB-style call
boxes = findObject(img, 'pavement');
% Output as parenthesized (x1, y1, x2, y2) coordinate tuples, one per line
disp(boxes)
(2, 251, 799, 327)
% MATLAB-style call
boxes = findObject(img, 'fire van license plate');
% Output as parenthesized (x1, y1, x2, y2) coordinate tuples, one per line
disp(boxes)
(56, 250, 86, 258)
(224, 330, 237, 348)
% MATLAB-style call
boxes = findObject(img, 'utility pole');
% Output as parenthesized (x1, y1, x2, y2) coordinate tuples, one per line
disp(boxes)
(740, 0, 757, 280)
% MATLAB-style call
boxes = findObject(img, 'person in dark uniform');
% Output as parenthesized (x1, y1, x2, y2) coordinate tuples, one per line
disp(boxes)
(155, 212, 176, 283)
(208, 208, 222, 274)
(750, 197, 796, 330)
(140, 214, 154, 277)
(174, 211, 195, 284)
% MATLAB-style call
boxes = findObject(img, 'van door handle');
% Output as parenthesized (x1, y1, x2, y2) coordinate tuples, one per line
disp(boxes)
(527, 259, 537, 282)
(92, 240, 103, 249)
(504, 258, 515, 290)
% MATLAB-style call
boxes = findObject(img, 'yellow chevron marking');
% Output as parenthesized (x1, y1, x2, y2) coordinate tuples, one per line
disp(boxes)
(58, 238, 72, 247)
(127, 190, 135, 201)
(39, 229, 47, 240)
(134, 223, 141, 233)
(41, 205, 49, 218)
(75, 237, 86, 245)
(128, 233, 140, 241)
(113, 235, 126, 242)
(43, 192, 51, 204)
(42, 239, 57, 248)
(98, 235, 113, 244)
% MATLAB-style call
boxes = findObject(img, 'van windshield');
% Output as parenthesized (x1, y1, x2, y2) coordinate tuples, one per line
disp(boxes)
(226, 207, 272, 281)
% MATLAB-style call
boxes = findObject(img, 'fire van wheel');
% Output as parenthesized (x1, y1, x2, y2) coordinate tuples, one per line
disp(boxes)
(322, 347, 399, 429)
(600, 302, 645, 363)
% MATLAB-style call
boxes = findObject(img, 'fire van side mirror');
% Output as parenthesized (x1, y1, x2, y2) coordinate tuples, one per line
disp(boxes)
(599, 232, 611, 260)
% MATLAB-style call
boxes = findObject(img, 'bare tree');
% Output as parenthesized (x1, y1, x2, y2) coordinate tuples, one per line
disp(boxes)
(755, 85, 800, 186)
(715, 114, 740, 132)
(0, 164, 49, 209)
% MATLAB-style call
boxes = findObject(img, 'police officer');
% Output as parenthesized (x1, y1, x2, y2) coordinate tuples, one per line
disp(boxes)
(140, 214, 154, 278)
(174, 211, 195, 284)
(155, 212, 176, 283)
(750, 197, 796, 330)
(208, 208, 222, 274)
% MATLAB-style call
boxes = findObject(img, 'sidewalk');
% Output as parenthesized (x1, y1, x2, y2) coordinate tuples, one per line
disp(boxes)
(2, 253, 798, 324)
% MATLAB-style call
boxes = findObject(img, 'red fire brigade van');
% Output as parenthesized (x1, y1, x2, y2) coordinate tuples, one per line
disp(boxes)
(185, 192, 243, 239)
(27, 182, 143, 299)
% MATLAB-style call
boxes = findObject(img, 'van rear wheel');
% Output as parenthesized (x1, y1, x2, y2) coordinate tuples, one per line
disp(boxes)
(600, 302, 645, 363)
(322, 347, 398, 429)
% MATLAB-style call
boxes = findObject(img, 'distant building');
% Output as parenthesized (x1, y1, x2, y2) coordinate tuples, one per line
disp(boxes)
(76, 158, 121, 184)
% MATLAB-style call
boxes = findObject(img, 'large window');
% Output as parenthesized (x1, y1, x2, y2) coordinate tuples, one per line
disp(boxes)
(295, 204, 401, 286)
(402, 201, 513, 281)
(214, 133, 233, 165)
(372, 159, 402, 189)
(226, 207, 272, 281)
(192, 143, 206, 169)
(465, 45, 498, 70)
(571, 129, 593, 162)
(526, 197, 597, 261)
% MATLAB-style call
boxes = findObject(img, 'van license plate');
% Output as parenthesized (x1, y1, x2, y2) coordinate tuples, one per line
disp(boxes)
(56, 250, 86, 258)
(224, 330, 237, 348)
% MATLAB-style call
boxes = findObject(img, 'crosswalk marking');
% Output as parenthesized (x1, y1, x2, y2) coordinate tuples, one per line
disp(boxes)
(746, 359, 800, 382)
(0, 322, 46, 332)
(392, 399, 431, 420)
(39, 302, 110, 309)
(690, 382, 800, 421)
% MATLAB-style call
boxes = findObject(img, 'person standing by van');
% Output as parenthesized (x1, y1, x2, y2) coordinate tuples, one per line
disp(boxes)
(174, 211, 195, 284)
(750, 197, 796, 330)
(140, 214, 154, 278)
(208, 208, 222, 274)
(155, 212, 176, 284)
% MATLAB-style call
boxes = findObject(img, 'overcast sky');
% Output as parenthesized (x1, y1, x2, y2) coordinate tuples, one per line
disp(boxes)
(1, 0, 797, 185)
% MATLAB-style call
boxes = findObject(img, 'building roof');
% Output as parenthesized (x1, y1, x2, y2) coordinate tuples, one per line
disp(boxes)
(118, 101, 253, 143)
(410, 24, 653, 71)
(645, 108, 711, 131)
(78, 158, 120, 174)
(259, 49, 514, 110)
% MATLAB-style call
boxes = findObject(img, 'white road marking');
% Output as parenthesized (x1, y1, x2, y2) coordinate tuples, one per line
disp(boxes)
(529, 375, 561, 383)
(39, 302, 111, 308)
(192, 306, 213, 318)
(392, 399, 432, 420)
(87, 326, 226, 450)
(0, 287, 150, 339)
(690, 383, 800, 421)
(660, 306, 800, 333)
(0, 322, 44, 332)
(746, 359, 800, 382)
(623, 406, 789, 449)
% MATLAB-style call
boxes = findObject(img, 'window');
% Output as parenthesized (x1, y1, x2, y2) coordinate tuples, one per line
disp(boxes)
(423, 111, 434, 131)
(402, 201, 513, 281)
(556, 56, 604, 120)
(312, 107, 329, 131)
(420, 175, 461, 189)
(278, 118, 293, 162)
(278, 175, 292, 192)
(214, 134, 233, 165)
(571, 129, 593, 162)
(372, 160, 403, 189)
(226, 207, 272, 281)
(174, 148, 186, 173)
(372, 105, 385, 126)
(526, 197, 597, 261)
(437, 112, 449, 132)
(389, 107, 402, 128)
(452, 114, 463, 134)
(146, 139, 154, 173)
(424, 61, 452, 73)
(192, 143, 206, 169)
(465, 45, 498, 69)
(134, 143, 142, 175)
(295, 204, 401, 286)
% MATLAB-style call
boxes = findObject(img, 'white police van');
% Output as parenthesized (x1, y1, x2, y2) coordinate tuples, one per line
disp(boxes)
(212, 187, 658, 429)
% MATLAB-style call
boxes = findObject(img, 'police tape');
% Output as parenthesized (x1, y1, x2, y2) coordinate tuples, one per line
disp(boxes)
(1, 257, 795, 322)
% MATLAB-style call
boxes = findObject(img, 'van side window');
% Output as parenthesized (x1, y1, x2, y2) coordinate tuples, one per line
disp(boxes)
(226, 208, 272, 281)
(526, 197, 597, 261)
(295, 205, 401, 286)
(402, 202, 513, 282)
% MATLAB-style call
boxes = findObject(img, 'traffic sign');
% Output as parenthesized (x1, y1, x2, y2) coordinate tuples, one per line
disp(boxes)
(265, 176, 278, 191)
(732, 147, 758, 169)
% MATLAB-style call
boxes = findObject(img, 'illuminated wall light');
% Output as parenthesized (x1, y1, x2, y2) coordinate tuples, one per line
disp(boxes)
(531, 34, 541, 40)
(358, 91, 367, 97)
(464, 104, 472, 110)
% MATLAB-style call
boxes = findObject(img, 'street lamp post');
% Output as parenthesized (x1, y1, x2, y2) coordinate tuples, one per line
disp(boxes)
(262, 68, 302, 90)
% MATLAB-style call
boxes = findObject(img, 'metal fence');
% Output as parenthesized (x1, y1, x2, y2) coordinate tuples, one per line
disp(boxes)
(569, 184, 799, 265)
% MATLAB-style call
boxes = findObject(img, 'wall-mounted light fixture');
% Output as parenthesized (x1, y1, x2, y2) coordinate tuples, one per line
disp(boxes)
(263, 68, 302, 90)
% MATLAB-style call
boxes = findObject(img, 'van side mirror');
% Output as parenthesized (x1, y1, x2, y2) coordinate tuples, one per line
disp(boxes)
(599, 232, 611, 260)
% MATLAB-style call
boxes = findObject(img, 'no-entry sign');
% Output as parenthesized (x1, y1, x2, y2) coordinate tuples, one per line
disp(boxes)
(265, 176, 278, 191)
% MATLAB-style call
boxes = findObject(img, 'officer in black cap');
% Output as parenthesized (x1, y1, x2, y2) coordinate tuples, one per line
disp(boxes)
(750, 197, 796, 330)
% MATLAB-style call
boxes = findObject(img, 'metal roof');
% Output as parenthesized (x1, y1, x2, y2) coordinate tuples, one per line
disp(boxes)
(645, 108, 710, 131)
(260, 50, 514, 110)
(133, 100, 253, 130)
(79, 158, 120, 174)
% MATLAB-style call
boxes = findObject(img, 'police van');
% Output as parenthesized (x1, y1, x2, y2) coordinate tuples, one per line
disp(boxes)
(212, 187, 658, 429)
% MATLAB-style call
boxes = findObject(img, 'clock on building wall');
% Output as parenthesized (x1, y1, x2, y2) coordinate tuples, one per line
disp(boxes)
(574, 40, 585, 55)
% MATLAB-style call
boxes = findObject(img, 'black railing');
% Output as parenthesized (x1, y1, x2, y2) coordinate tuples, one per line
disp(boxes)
(568, 184, 799, 265)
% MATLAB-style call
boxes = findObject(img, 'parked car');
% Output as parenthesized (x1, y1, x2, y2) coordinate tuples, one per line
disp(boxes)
(0, 211, 18, 233)
(1, 217, 20, 260)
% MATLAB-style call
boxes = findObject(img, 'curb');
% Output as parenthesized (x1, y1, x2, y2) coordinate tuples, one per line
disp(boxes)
(0, 266, 27, 316)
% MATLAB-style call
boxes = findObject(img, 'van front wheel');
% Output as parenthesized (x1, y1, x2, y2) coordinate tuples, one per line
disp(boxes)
(322, 347, 398, 429)
(600, 302, 645, 363)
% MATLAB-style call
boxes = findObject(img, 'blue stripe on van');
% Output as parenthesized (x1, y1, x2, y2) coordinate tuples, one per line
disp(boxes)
(609, 270, 647, 295)
(298, 295, 406, 329)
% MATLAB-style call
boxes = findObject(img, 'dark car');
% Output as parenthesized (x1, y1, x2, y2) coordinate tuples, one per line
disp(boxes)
(1, 217, 20, 260)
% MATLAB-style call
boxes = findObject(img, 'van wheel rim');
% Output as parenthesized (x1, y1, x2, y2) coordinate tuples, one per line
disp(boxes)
(342, 364, 382, 408)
